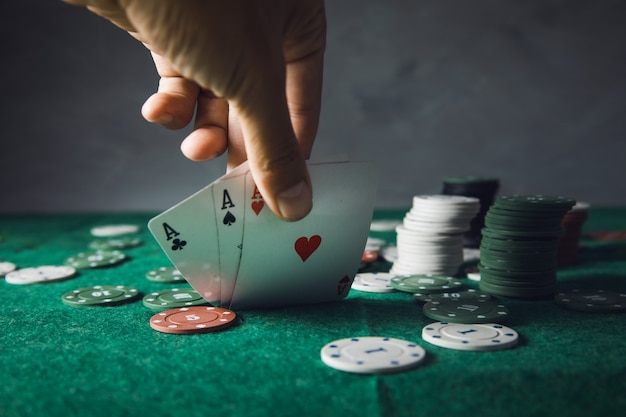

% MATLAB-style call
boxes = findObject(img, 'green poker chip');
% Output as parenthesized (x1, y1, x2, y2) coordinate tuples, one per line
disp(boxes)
(478, 264, 556, 278)
(480, 280, 556, 298)
(62, 285, 141, 307)
(390, 274, 463, 294)
(443, 176, 499, 185)
(422, 299, 510, 323)
(554, 289, 626, 312)
(64, 250, 127, 269)
(142, 288, 210, 311)
(494, 195, 576, 211)
(481, 227, 562, 239)
(487, 206, 561, 219)
(145, 266, 185, 283)
(479, 268, 556, 284)
(484, 216, 562, 232)
(413, 289, 491, 304)
(89, 237, 143, 250)
(480, 237, 557, 251)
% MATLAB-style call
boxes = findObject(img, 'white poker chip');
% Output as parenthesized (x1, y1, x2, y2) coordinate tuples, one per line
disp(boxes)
(466, 272, 481, 281)
(90, 224, 140, 237)
(463, 248, 481, 262)
(0, 261, 17, 277)
(365, 237, 387, 251)
(380, 245, 398, 262)
(351, 273, 397, 293)
(5, 266, 77, 285)
(412, 195, 481, 207)
(370, 220, 402, 232)
(320, 336, 426, 374)
(422, 322, 519, 351)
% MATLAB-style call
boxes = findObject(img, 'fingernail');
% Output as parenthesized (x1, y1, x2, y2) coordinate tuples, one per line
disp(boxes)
(276, 180, 312, 221)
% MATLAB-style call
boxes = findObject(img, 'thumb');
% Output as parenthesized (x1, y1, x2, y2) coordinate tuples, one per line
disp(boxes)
(232, 83, 313, 222)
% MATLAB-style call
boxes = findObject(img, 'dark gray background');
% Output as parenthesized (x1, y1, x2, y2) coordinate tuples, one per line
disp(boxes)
(1, 0, 624, 213)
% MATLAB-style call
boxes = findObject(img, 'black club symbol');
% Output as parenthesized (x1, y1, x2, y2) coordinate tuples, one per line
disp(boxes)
(171, 238, 187, 251)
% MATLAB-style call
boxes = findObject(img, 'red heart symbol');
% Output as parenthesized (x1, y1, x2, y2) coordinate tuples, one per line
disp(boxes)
(294, 235, 321, 262)
(337, 275, 351, 296)
(251, 200, 264, 216)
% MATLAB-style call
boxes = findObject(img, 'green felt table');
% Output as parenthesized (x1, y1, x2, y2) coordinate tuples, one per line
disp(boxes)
(1, 208, 625, 417)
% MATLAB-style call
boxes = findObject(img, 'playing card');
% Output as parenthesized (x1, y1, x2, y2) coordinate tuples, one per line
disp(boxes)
(229, 161, 378, 309)
(212, 172, 247, 306)
(148, 184, 222, 304)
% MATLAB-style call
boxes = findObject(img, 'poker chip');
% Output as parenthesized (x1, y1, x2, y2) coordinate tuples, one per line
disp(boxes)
(380, 245, 398, 262)
(478, 195, 576, 298)
(370, 220, 402, 232)
(89, 237, 143, 250)
(463, 248, 481, 262)
(90, 224, 140, 237)
(390, 274, 464, 294)
(320, 336, 426, 374)
(361, 250, 379, 264)
(558, 202, 589, 266)
(466, 272, 481, 281)
(442, 177, 500, 248)
(554, 289, 626, 313)
(145, 266, 185, 283)
(0, 261, 17, 277)
(585, 230, 626, 242)
(62, 285, 141, 307)
(365, 237, 387, 251)
(390, 195, 481, 276)
(422, 322, 518, 351)
(422, 299, 510, 323)
(149, 306, 237, 334)
(142, 288, 210, 310)
(64, 250, 127, 269)
(413, 289, 491, 304)
(5, 266, 76, 285)
(351, 272, 397, 293)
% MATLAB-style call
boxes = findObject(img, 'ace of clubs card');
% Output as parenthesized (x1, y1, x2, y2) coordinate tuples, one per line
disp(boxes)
(147, 167, 248, 305)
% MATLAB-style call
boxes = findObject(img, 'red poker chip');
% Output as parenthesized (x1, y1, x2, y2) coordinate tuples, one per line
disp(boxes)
(361, 250, 379, 263)
(586, 231, 626, 242)
(149, 306, 237, 334)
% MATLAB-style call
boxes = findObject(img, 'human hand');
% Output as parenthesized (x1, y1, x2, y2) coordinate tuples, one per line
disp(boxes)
(63, 0, 326, 221)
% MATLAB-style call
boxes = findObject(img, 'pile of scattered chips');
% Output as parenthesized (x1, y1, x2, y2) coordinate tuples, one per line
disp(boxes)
(479, 195, 576, 298)
(390, 195, 481, 276)
(557, 202, 589, 267)
(442, 177, 500, 248)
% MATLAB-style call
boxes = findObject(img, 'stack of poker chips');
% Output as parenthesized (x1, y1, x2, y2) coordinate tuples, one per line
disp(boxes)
(557, 202, 589, 267)
(442, 177, 500, 248)
(390, 195, 481, 276)
(478, 195, 576, 298)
